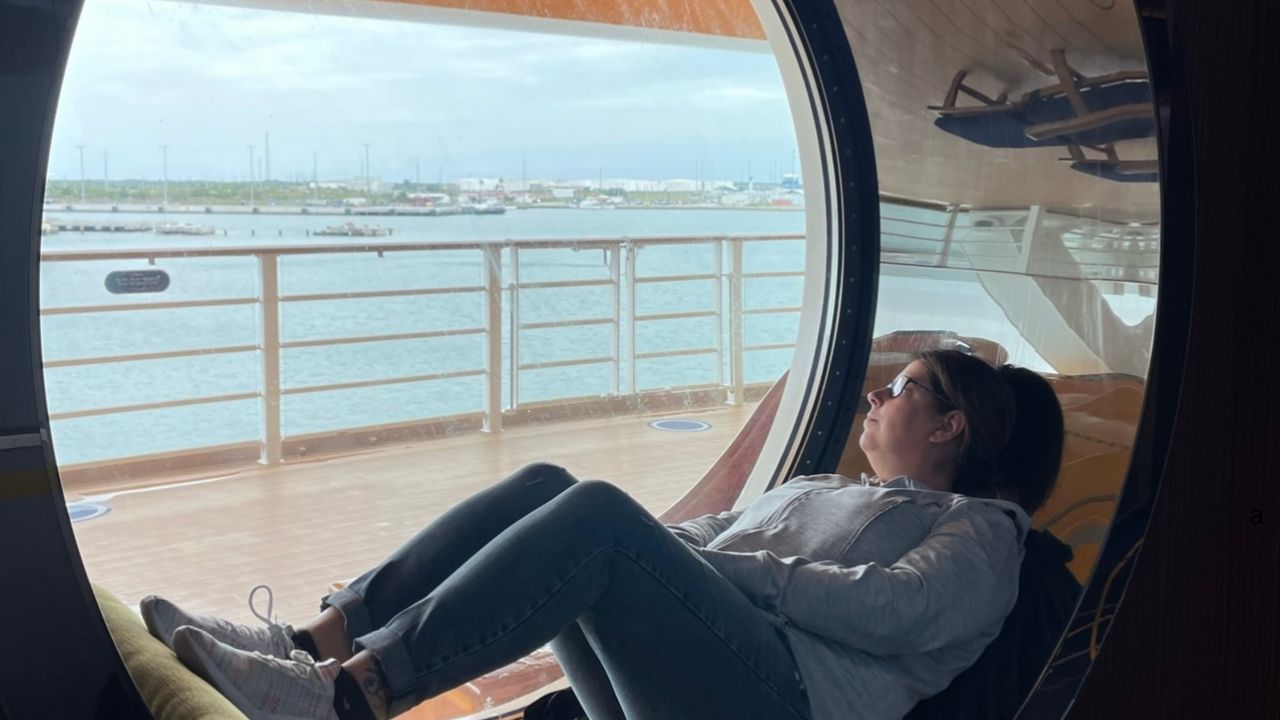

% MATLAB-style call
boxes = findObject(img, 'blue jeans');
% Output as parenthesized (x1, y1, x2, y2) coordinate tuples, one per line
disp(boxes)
(322, 463, 811, 719)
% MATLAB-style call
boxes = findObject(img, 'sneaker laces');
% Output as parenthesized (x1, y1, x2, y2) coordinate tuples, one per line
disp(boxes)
(247, 584, 297, 657)
(249, 584, 280, 626)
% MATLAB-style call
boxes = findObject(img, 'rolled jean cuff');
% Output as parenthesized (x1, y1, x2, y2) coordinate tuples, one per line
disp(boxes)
(321, 587, 375, 644)
(354, 626, 420, 717)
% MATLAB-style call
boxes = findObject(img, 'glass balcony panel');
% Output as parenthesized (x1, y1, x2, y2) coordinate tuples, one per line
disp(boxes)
(279, 250, 485, 295)
(282, 335, 485, 388)
(635, 279, 716, 315)
(46, 352, 262, 417)
(741, 237, 805, 273)
(52, 400, 261, 466)
(41, 305, 261, 361)
(743, 275, 803, 310)
(636, 354, 719, 390)
(743, 347, 794, 385)
(280, 294, 485, 343)
(635, 316, 717, 355)
(518, 363, 615, 404)
(283, 377, 488, 437)
(518, 285, 613, 325)
(634, 242, 717, 277)
(518, 325, 612, 367)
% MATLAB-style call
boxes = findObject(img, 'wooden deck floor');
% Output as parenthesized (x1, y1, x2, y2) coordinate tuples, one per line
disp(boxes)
(72, 403, 755, 625)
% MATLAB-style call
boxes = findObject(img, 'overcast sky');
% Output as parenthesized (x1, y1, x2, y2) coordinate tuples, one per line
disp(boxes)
(48, 0, 801, 183)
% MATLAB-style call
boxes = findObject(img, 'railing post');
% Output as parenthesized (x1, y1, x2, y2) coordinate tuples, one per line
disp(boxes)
(728, 237, 745, 405)
(259, 253, 283, 464)
(625, 240, 638, 394)
(508, 245, 521, 414)
(939, 205, 959, 267)
(714, 238, 725, 389)
(483, 244, 503, 432)
(610, 243, 621, 396)
(1019, 204, 1044, 275)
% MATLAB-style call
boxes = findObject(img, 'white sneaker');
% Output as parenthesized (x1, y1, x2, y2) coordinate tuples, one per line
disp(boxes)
(141, 585, 299, 659)
(174, 625, 341, 720)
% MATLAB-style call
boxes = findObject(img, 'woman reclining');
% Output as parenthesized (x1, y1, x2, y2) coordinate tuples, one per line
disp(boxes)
(141, 349, 1064, 720)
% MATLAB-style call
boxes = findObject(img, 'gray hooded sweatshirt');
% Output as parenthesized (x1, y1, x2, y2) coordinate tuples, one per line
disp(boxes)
(667, 473, 1030, 720)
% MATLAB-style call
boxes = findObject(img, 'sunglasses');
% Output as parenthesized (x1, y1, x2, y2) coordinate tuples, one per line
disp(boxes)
(887, 375, 953, 408)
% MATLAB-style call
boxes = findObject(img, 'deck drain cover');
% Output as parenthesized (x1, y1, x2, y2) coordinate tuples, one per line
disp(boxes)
(649, 419, 711, 432)
(67, 501, 111, 523)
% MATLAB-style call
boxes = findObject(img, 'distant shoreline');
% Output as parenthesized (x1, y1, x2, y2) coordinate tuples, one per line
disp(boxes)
(42, 202, 804, 217)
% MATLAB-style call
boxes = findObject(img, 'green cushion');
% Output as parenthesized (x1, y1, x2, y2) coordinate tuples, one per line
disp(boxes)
(93, 584, 247, 720)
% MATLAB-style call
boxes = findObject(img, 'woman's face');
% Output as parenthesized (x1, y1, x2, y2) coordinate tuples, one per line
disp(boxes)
(858, 360, 953, 469)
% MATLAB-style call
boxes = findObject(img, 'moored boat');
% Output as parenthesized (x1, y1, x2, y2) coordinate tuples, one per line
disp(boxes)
(56, 221, 153, 233)
(456, 201, 506, 215)
(155, 222, 216, 236)
(314, 222, 394, 237)
(469, 203, 506, 215)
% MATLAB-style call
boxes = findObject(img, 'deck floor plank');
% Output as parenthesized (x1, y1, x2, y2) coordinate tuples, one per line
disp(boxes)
(72, 404, 756, 624)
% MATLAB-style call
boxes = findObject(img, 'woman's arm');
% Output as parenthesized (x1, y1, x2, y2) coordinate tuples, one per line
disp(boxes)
(693, 501, 1025, 655)
(664, 510, 743, 548)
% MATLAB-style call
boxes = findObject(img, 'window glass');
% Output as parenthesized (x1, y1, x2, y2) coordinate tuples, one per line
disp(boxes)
(834, 3, 1160, 709)
(43, 0, 809, 715)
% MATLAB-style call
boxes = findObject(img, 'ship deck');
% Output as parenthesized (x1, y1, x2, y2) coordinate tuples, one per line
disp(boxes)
(71, 402, 756, 625)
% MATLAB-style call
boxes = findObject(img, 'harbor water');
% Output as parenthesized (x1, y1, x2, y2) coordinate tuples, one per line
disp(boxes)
(40, 207, 813, 465)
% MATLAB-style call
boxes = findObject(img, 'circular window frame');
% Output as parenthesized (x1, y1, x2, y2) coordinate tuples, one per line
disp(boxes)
(767, 0, 1196, 717)
(0, 0, 1194, 718)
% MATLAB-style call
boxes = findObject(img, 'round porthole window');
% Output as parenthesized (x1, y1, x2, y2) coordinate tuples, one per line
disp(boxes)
(30, 1, 832, 717)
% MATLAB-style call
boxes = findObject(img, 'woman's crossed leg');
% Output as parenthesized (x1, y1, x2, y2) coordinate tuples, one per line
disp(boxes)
(145, 465, 811, 719)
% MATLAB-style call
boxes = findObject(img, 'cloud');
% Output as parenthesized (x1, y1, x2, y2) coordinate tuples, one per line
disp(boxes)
(49, 0, 800, 181)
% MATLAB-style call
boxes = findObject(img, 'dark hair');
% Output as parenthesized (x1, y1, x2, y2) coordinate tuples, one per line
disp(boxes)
(912, 350, 1064, 514)
(993, 365, 1064, 514)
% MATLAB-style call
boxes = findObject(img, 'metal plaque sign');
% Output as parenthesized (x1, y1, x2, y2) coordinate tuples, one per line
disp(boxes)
(104, 270, 170, 294)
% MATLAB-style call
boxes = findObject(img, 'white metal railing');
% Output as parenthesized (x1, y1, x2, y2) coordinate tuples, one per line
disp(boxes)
(40, 234, 805, 466)
(883, 206, 1162, 285)
(38, 207, 1159, 469)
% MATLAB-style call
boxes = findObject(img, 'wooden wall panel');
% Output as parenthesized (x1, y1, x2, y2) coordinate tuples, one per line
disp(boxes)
(379, 0, 765, 39)
(1068, 0, 1280, 716)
